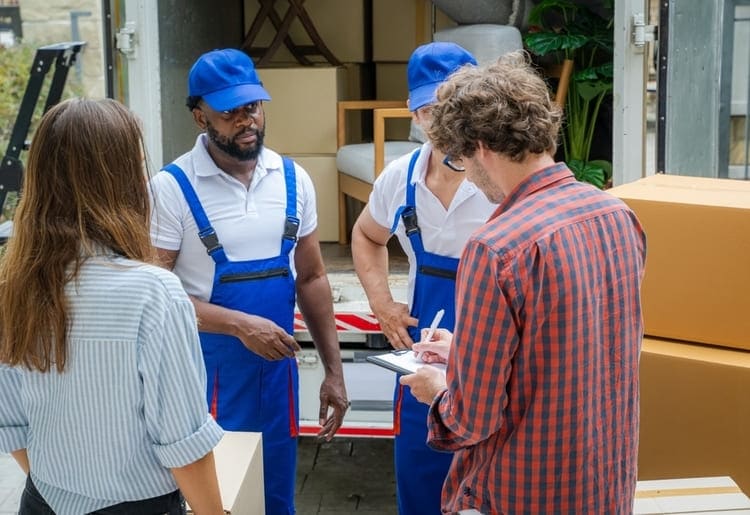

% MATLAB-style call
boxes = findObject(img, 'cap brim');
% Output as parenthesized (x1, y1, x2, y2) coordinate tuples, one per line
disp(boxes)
(408, 82, 439, 112)
(202, 83, 271, 111)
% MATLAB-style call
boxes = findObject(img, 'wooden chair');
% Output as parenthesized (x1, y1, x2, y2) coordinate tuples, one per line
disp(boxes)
(336, 101, 420, 244)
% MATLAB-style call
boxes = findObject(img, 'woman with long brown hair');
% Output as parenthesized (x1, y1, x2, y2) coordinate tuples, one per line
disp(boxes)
(0, 98, 224, 515)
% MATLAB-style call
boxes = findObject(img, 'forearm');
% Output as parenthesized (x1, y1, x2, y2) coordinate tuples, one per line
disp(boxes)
(296, 276, 343, 376)
(189, 295, 242, 336)
(171, 451, 223, 515)
(351, 224, 393, 310)
(11, 449, 29, 474)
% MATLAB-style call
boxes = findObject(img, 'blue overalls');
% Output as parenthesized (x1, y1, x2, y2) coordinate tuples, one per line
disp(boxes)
(391, 149, 456, 515)
(164, 159, 300, 515)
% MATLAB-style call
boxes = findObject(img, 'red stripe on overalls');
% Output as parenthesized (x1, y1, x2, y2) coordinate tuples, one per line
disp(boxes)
(393, 384, 404, 435)
(210, 371, 219, 420)
(288, 363, 299, 437)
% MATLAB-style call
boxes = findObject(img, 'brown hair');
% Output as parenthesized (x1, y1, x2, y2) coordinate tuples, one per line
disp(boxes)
(427, 51, 563, 163)
(0, 98, 155, 372)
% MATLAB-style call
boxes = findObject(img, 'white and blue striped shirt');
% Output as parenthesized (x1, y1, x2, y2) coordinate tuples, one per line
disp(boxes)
(0, 255, 223, 515)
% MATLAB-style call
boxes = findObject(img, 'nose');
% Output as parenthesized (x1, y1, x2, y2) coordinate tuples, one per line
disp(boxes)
(235, 110, 256, 127)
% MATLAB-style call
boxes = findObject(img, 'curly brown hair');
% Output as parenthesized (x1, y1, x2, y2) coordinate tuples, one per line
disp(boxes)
(427, 51, 563, 163)
(0, 98, 155, 372)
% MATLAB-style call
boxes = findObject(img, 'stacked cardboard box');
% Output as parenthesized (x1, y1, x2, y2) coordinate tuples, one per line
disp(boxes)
(609, 174, 750, 494)
(373, 0, 457, 140)
(242, 1, 369, 242)
(254, 66, 356, 242)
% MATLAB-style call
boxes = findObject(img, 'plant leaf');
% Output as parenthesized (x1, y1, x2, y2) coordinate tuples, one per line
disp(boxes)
(569, 160, 606, 189)
(524, 32, 589, 55)
(588, 159, 613, 182)
(527, 0, 579, 28)
(576, 79, 612, 101)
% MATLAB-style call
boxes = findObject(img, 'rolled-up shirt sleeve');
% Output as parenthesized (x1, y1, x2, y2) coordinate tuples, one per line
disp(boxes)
(139, 297, 223, 468)
(0, 364, 28, 452)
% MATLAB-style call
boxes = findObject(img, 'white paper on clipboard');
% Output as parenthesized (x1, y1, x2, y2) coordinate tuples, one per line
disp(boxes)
(366, 350, 447, 375)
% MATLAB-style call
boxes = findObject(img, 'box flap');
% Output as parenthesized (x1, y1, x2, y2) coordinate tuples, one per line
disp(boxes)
(610, 175, 750, 209)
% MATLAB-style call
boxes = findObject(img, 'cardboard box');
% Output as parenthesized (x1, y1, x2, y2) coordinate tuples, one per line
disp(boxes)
(289, 154, 339, 242)
(243, 0, 366, 63)
(634, 476, 750, 514)
(609, 174, 750, 350)
(259, 67, 347, 154)
(375, 63, 411, 140)
(373, 0, 456, 61)
(187, 431, 264, 514)
(639, 337, 750, 494)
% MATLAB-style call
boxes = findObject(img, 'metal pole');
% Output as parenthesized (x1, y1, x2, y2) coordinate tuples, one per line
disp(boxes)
(69, 10, 92, 82)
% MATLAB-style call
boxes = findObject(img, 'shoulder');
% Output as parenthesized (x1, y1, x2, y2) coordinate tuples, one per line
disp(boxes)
(101, 258, 190, 304)
(149, 150, 197, 197)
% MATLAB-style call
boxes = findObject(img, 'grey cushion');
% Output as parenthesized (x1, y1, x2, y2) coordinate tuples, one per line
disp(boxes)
(433, 24, 523, 65)
(337, 142, 421, 184)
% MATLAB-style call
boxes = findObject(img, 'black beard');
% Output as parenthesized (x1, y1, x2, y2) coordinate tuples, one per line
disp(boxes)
(206, 121, 265, 161)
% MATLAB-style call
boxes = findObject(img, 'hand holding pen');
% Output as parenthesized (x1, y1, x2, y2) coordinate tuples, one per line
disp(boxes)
(414, 309, 452, 364)
(416, 309, 444, 360)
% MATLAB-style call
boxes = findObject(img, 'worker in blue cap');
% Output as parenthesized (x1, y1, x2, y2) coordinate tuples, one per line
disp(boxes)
(149, 48, 349, 515)
(352, 42, 499, 515)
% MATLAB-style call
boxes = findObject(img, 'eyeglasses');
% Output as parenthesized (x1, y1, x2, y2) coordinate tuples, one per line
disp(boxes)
(217, 102, 262, 121)
(442, 155, 465, 172)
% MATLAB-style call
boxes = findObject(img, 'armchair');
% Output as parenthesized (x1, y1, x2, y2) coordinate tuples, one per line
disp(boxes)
(336, 101, 421, 244)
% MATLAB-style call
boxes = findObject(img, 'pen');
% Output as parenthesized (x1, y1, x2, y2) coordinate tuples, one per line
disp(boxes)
(416, 308, 445, 361)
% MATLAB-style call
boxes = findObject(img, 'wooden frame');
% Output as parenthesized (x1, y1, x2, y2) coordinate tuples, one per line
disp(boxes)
(547, 58, 574, 108)
(336, 100, 412, 244)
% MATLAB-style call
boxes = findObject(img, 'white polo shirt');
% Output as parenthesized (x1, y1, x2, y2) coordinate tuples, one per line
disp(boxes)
(149, 134, 317, 301)
(367, 142, 499, 306)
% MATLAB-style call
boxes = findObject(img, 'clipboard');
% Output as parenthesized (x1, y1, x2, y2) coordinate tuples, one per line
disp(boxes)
(366, 350, 446, 375)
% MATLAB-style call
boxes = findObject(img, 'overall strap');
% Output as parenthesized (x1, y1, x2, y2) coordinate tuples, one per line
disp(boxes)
(390, 149, 425, 255)
(389, 148, 421, 234)
(280, 156, 300, 256)
(162, 163, 228, 264)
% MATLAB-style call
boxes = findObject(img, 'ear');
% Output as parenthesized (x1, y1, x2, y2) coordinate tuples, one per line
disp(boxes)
(192, 108, 206, 130)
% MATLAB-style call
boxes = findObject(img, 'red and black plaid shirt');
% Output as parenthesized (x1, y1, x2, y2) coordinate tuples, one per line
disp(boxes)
(428, 164, 646, 515)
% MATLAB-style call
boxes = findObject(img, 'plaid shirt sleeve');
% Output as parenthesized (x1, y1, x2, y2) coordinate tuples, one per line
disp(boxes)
(427, 237, 518, 449)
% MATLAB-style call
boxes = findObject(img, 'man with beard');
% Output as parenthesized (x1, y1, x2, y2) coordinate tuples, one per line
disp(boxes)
(148, 48, 348, 515)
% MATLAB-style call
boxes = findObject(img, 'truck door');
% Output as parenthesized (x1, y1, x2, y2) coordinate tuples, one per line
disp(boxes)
(105, 0, 244, 170)
(613, 0, 651, 185)
(656, 0, 750, 178)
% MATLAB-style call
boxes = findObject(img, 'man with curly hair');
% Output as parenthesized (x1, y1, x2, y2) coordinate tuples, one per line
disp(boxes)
(402, 52, 647, 514)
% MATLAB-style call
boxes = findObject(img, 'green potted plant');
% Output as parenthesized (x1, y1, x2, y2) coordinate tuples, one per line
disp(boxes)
(524, 0, 614, 188)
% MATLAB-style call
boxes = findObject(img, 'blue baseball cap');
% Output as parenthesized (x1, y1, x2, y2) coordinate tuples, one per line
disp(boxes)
(407, 42, 477, 112)
(188, 48, 271, 111)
